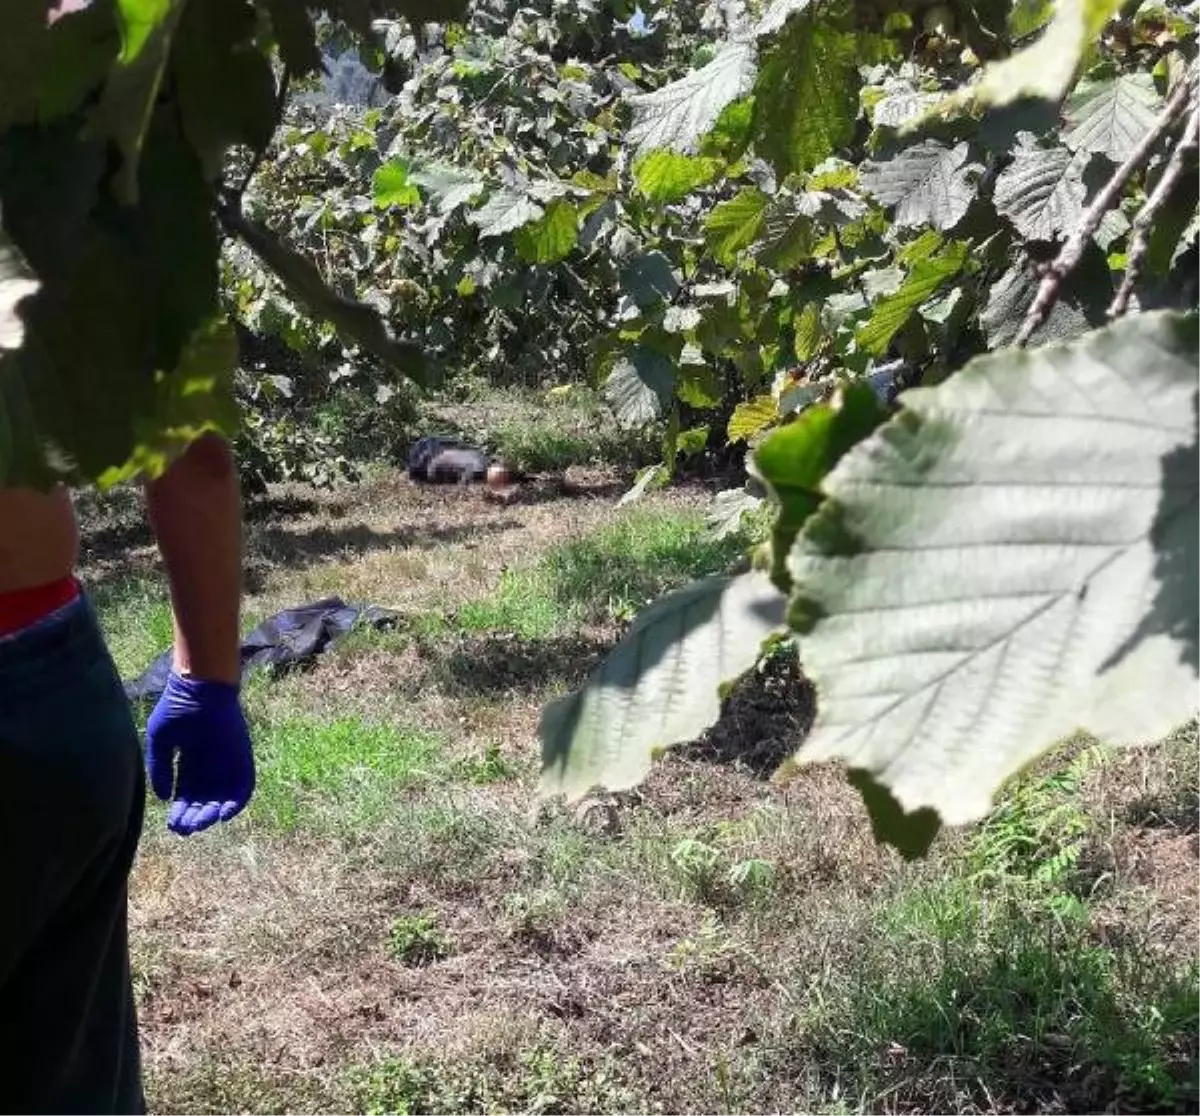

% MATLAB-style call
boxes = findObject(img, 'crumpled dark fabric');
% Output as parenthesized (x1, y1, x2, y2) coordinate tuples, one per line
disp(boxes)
(123, 596, 398, 703)
(407, 435, 490, 483)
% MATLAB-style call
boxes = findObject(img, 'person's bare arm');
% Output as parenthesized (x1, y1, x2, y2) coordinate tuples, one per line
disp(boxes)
(144, 433, 243, 684)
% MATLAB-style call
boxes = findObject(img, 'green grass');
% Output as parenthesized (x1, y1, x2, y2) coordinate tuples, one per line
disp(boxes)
(454, 506, 748, 637)
(248, 713, 444, 832)
(456, 568, 563, 639)
(449, 740, 519, 785)
(428, 382, 657, 473)
(758, 758, 1200, 1113)
(146, 1055, 350, 1116)
(91, 575, 174, 679)
(782, 878, 1199, 1113)
(541, 506, 747, 620)
(350, 1043, 644, 1115)
(386, 911, 453, 965)
(490, 416, 651, 473)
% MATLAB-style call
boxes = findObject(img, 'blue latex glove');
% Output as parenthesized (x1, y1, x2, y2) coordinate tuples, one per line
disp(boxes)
(145, 671, 255, 836)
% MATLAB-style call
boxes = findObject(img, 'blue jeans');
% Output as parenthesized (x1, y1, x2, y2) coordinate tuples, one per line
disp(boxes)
(0, 593, 145, 1114)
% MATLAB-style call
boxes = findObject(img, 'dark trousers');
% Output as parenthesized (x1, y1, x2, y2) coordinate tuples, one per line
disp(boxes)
(0, 594, 146, 1114)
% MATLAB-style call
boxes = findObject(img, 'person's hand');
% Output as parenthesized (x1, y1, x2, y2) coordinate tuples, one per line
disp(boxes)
(145, 671, 255, 836)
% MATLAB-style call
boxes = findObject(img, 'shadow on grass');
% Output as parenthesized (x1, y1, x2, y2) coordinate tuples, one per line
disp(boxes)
(425, 630, 617, 696)
(486, 475, 629, 508)
(677, 649, 816, 780)
(1124, 789, 1200, 834)
(243, 492, 334, 523)
(79, 516, 155, 564)
(248, 517, 519, 571)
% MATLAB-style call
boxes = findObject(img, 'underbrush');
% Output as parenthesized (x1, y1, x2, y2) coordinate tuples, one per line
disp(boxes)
(760, 746, 1199, 1114)
(423, 383, 659, 475)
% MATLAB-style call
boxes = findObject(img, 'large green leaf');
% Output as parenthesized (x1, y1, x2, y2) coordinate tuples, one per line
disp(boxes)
(373, 159, 422, 208)
(409, 162, 485, 214)
(856, 243, 969, 356)
(99, 312, 239, 486)
(468, 189, 544, 237)
(603, 347, 674, 427)
(756, 189, 862, 269)
(704, 188, 768, 266)
(0, 1, 48, 129)
(787, 312, 1198, 848)
(620, 250, 680, 306)
(540, 571, 788, 802)
(260, 0, 322, 76)
(634, 150, 721, 204)
(174, 0, 277, 179)
(927, 0, 1124, 117)
(752, 15, 859, 177)
(792, 300, 822, 360)
(1062, 72, 1165, 163)
(137, 119, 221, 373)
(755, 384, 888, 594)
(0, 116, 220, 487)
(860, 141, 978, 231)
(7, 225, 151, 483)
(37, 0, 120, 123)
(627, 38, 758, 155)
(677, 362, 724, 408)
(698, 97, 755, 160)
(727, 394, 778, 443)
(513, 199, 578, 263)
(993, 137, 1086, 242)
(93, 0, 186, 202)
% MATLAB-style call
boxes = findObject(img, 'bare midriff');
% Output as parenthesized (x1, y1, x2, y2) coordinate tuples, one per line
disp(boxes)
(0, 486, 79, 593)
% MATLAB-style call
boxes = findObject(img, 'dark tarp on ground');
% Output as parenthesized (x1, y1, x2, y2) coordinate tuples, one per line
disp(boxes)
(123, 596, 398, 703)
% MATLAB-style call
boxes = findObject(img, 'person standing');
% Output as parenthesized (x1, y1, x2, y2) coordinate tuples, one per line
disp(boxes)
(0, 432, 255, 1114)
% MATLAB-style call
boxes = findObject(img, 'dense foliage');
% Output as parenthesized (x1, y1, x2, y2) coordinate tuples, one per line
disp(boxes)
(1, 0, 454, 488)
(1, 0, 1196, 852)
(227, 0, 754, 484)
(536, 0, 1200, 852)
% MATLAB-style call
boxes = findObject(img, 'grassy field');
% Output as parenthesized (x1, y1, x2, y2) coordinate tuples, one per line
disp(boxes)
(79, 394, 1197, 1115)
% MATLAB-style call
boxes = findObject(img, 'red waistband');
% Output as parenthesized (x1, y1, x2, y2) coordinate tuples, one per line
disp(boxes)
(0, 575, 81, 637)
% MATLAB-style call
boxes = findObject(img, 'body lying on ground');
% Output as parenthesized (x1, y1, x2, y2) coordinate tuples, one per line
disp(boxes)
(407, 436, 507, 485)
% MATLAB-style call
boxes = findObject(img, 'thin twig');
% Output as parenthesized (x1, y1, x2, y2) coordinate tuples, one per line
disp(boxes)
(1108, 99, 1200, 318)
(1015, 73, 1196, 347)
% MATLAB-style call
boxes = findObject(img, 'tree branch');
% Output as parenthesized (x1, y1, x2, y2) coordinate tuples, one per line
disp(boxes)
(1015, 73, 1197, 348)
(216, 198, 430, 384)
(1108, 99, 1200, 319)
